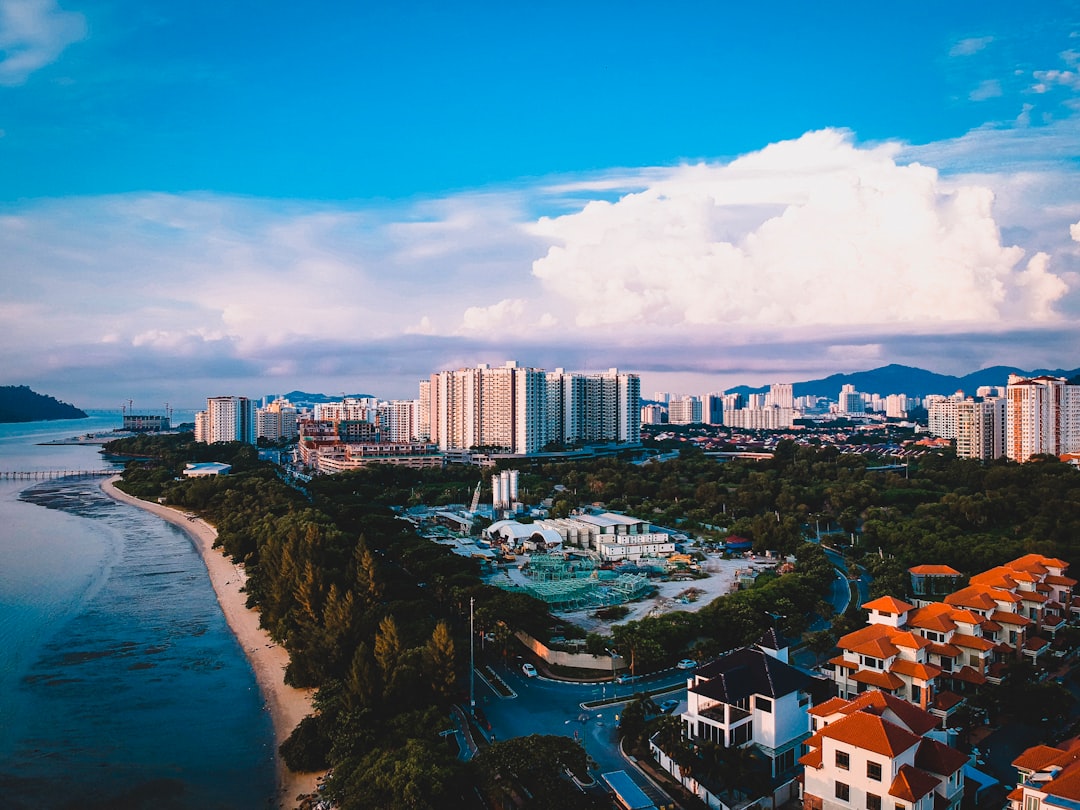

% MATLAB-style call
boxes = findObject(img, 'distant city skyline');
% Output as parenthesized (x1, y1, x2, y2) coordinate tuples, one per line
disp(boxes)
(2, 2, 1078, 408)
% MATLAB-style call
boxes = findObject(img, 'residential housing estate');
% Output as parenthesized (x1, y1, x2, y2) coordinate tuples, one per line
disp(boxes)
(646, 552, 1074, 810)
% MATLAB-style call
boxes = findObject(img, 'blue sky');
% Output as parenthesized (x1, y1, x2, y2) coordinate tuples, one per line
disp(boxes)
(2, 0, 1079, 408)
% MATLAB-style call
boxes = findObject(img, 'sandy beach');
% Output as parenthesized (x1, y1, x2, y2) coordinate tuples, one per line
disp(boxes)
(101, 477, 321, 808)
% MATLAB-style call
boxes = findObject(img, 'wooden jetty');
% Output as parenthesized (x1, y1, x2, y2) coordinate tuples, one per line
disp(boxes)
(0, 469, 115, 481)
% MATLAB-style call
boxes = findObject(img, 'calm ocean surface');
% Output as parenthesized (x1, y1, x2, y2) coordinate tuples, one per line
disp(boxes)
(0, 414, 275, 809)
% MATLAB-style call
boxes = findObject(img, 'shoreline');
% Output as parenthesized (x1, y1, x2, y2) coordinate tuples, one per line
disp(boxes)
(100, 476, 321, 808)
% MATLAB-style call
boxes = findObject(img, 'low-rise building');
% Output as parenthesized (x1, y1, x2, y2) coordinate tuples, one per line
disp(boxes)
(1008, 737, 1080, 810)
(800, 690, 967, 810)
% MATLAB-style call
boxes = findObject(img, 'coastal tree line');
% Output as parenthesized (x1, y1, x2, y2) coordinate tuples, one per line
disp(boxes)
(105, 434, 1080, 808)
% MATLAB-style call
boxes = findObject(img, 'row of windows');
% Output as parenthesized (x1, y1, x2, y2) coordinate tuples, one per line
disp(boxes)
(834, 752, 881, 780)
(835, 782, 897, 810)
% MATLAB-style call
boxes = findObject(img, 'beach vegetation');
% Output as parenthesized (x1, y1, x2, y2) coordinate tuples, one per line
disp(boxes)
(112, 434, 1080, 807)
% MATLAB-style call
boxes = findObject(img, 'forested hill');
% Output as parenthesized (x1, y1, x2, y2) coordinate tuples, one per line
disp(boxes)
(0, 385, 87, 423)
(724, 363, 1080, 399)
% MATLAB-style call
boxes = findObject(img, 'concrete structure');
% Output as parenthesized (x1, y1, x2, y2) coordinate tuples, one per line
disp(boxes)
(955, 397, 1005, 460)
(926, 393, 965, 439)
(485, 510, 675, 562)
(838, 385, 865, 416)
(122, 413, 171, 432)
(491, 469, 519, 511)
(667, 395, 702, 425)
(828, 555, 1072, 714)
(640, 404, 666, 425)
(1006, 374, 1080, 462)
(725, 404, 795, 430)
(256, 398, 299, 441)
(297, 418, 442, 473)
(1008, 737, 1080, 810)
(546, 367, 641, 445)
(678, 638, 826, 778)
(183, 462, 232, 477)
(195, 396, 255, 444)
(800, 691, 967, 810)
(428, 362, 640, 455)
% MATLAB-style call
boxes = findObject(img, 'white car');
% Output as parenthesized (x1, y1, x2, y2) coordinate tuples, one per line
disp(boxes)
(522, 663, 538, 678)
(676, 659, 697, 670)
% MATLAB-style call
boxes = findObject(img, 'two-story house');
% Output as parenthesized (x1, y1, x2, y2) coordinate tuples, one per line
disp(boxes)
(679, 636, 829, 779)
(1008, 736, 1080, 810)
(800, 690, 967, 810)
(829, 596, 942, 710)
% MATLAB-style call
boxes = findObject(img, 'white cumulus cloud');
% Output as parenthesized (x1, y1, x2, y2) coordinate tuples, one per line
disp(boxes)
(0, 0, 86, 86)
(530, 129, 1067, 331)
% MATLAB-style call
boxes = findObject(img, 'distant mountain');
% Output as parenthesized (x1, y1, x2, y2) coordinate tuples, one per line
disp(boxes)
(278, 390, 375, 405)
(0, 385, 87, 423)
(726, 363, 1080, 399)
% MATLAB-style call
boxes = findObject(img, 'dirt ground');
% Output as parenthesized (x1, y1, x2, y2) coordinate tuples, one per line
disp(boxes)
(554, 552, 782, 635)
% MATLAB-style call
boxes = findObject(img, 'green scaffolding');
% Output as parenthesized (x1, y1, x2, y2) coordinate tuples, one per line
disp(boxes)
(505, 554, 652, 610)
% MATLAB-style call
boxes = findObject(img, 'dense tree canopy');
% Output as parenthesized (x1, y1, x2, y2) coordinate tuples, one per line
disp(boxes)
(109, 434, 1080, 807)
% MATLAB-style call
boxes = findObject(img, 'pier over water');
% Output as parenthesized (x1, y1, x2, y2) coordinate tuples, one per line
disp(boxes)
(0, 469, 115, 481)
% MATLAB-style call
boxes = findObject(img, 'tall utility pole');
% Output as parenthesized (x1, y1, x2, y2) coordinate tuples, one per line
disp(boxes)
(469, 596, 475, 716)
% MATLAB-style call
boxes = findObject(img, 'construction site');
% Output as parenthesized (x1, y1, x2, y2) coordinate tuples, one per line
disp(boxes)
(488, 554, 655, 611)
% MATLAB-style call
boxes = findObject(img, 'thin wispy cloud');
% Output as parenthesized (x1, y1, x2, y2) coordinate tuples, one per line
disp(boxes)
(0, 0, 85, 86)
(950, 36, 994, 57)
(970, 79, 1003, 101)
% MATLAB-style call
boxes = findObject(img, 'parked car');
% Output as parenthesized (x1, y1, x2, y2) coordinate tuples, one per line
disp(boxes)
(677, 659, 697, 670)
(522, 663, 538, 678)
(659, 699, 680, 714)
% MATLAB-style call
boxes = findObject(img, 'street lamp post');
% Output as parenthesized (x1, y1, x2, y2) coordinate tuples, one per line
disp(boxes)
(469, 596, 475, 717)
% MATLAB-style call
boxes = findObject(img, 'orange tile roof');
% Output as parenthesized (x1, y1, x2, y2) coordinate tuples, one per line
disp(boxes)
(798, 748, 823, 768)
(838, 624, 901, 658)
(950, 633, 995, 652)
(818, 711, 921, 758)
(909, 565, 961, 576)
(970, 568, 1020, 588)
(1024, 636, 1051, 652)
(1046, 575, 1077, 587)
(894, 631, 932, 650)
(991, 610, 1031, 626)
(890, 659, 941, 681)
(889, 764, 941, 801)
(852, 669, 907, 690)
(1007, 554, 1060, 574)
(841, 691, 940, 736)
(809, 697, 851, 716)
(931, 691, 964, 711)
(1019, 591, 1048, 603)
(1042, 763, 1080, 802)
(864, 595, 916, 613)
(828, 655, 859, 671)
(1013, 744, 1072, 772)
(915, 737, 969, 776)
(927, 642, 962, 657)
(907, 606, 958, 632)
(944, 587, 999, 610)
(949, 666, 987, 685)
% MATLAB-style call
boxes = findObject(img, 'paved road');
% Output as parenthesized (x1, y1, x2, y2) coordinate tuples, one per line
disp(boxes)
(474, 657, 689, 796)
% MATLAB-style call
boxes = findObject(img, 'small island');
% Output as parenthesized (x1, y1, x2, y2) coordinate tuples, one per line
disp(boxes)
(0, 385, 88, 423)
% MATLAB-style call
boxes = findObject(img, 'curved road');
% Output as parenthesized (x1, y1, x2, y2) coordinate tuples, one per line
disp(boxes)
(474, 659, 688, 798)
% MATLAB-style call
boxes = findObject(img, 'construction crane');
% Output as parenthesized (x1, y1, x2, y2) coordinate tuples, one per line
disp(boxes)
(469, 480, 482, 514)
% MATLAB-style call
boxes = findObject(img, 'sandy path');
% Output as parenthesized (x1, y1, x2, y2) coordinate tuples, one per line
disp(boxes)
(101, 477, 321, 808)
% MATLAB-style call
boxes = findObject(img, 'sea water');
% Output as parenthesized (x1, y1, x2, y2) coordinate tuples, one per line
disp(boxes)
(0, 415, 275, 809)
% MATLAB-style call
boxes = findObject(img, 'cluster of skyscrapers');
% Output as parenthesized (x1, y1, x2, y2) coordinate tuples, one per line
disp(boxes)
(193, 369, 1077, 469)
(927, 374, 1080, 462)
(422, 362, 641, 455)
